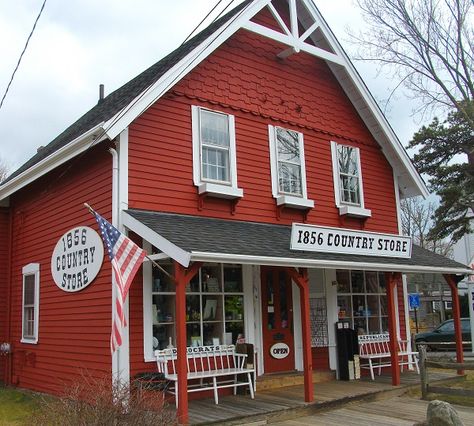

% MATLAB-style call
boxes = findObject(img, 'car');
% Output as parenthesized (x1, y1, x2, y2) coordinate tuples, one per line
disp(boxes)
(415, 318, 472, 351)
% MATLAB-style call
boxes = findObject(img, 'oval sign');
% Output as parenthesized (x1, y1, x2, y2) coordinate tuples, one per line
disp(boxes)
(51, 226, 104, 292)
(270, 342, 290, 359)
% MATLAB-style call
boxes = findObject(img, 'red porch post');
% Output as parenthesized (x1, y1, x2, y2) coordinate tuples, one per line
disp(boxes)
(284, 267, 313, 402)
(174, 261, 202, 425)
(443, 274, 464, 373)
(385, 272, 400, 386)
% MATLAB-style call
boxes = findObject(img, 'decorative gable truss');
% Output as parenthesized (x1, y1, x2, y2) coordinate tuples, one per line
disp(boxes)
(243, 0, 344, 64)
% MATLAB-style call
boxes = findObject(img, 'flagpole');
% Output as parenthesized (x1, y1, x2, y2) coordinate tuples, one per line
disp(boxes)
(84, 203, 174, 280)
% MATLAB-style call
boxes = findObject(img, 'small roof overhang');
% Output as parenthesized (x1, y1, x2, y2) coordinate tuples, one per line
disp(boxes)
(122, 209, 472, 276)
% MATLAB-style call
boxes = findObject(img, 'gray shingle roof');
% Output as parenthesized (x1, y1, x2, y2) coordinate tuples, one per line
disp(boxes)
(3, 0, 252, 184)
(125, 209, 470, 274)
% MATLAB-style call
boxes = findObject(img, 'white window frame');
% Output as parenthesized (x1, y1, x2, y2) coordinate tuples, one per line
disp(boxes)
(191, 105, 243, 199)
(330, 141, 371, 218)
(21, 263, 40, 344)
(269, 125, 314, 209)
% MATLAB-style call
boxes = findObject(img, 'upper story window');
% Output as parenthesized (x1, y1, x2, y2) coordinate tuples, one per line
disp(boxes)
(21, 263, 40, 344)
(331, 141, 371, 218)
(269, 125, 314, 209)
(192, 106, 243, 199)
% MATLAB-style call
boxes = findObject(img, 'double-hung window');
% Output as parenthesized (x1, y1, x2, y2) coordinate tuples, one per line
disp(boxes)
(192, 106, 243, 199)
(331, 141, 371, 218)
(269, 125, 314, 209)
(21, 263, 40, 344)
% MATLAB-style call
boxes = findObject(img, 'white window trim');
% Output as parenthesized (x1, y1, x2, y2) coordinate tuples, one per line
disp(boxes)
(21, 263, 40, 344)
(191, 105, 243, 199)
(330, 141, 371, 218)
(269, 125, 314, 210)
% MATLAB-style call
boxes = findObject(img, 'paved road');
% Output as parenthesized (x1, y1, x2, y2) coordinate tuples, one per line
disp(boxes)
(272, 396, 474, 426)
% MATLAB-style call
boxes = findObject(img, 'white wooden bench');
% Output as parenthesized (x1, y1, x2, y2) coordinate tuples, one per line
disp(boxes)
(358, 334, 419, 380)
(155, 344, 255, 406)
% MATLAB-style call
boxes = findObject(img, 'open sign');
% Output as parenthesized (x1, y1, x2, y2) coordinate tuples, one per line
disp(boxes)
(270, 342, 290, 359)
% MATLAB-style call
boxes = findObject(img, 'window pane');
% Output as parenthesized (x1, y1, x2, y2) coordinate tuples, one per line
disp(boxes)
(336, 270, 351, 292)
(351, 271, 364, 293)
(202, 147, 229, 182)
(278, 162, 302, 195)
(23, 307, 34, 337)
(276, 128, 300, 163)
(366, 272, 379, 293)
(224, 265, 242, 292)
(200, 110, 229, 147)
(338, 145, 358, 175)
(24, 275, 35, 305)
(340, 176, 360, 204)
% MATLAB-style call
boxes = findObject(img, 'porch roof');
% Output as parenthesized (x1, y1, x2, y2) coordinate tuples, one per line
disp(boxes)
(123, 209, 472, 276)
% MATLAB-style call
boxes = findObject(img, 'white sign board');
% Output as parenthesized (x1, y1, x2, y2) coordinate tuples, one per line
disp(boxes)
(291, 223, 412, 258)
(51, 226, 104, 292)
(270, 342, 290, 359)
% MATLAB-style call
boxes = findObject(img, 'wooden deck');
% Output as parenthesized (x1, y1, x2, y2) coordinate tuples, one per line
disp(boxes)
(187, 371, 462, 425)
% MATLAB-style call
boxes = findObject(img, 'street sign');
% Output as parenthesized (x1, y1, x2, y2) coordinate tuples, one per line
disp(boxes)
(409, 293, 420, 310)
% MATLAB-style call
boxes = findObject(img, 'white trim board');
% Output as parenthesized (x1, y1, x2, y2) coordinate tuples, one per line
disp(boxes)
(189, 251, 472, 275)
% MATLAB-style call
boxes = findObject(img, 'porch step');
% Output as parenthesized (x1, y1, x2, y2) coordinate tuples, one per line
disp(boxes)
(256, 370, 335, 391)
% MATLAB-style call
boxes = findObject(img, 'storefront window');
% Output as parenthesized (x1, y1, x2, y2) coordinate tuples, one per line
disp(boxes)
(151, 263, 245, 350)
(336, 270, 387, 334)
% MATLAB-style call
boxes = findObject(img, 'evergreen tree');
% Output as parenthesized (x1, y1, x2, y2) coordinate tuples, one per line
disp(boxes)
(408, 101, 474, 243)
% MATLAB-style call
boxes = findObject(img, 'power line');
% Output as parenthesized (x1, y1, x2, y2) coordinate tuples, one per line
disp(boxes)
(181, 0, 236, 46)
(0, 0, 47, 111)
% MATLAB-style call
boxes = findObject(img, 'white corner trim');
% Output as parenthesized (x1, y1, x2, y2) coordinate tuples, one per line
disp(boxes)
(122, 211, 191, 267)
(118, 128, 129, 213)
(0, 123, 106, 201)
(21, 263, 40, 345)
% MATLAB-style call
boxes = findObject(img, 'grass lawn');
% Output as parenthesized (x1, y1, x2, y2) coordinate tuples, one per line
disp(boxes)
(0, 386, 42, 425)
(406, 371, 474, 407)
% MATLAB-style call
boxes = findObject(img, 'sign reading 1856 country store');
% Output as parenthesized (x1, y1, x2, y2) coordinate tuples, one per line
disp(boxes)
(51, 226, 104, 292)
(291, 224, 412, 259)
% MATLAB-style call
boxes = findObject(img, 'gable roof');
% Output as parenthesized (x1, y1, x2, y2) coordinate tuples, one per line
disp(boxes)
(0, 0, 428, 201)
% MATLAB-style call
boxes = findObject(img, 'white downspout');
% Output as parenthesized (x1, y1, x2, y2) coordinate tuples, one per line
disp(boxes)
(109, 147, 131, 386)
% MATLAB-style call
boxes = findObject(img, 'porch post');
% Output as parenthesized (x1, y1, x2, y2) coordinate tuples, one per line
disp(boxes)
(443, 274, 464, 373)
(385, 272, 400, 386)
(174, 261, 202, 425)
(284, 267, 313, 402)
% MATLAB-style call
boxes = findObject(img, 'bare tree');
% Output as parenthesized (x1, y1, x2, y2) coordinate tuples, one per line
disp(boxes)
(0, 158, 9, 183)
(353, 0, 474, 128)
(400, 196, 453, 256)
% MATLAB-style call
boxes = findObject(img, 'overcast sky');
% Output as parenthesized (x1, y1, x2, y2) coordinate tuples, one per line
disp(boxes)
(0, 0, 424, 173)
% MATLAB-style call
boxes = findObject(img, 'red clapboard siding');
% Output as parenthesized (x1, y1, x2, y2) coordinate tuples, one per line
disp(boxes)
(312, 347, 330, 370)
(128, 27, 398, 234)
(0, 208, 9, 382)
(397, 275, 407, 340)
(7, 145, 113, 395)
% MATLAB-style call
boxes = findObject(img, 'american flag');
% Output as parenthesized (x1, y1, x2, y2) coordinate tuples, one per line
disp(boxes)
(93, 211, 147, 353)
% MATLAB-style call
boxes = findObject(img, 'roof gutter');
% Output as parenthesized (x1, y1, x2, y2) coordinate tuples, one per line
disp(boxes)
(0, 123, 106, 201)
(189, 251, 472, 276)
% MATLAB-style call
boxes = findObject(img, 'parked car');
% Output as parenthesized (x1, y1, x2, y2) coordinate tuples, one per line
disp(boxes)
(415, 318, 472, 350)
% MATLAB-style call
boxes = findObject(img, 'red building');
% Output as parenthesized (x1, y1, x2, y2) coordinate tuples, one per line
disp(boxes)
(0, 0, 470, 423)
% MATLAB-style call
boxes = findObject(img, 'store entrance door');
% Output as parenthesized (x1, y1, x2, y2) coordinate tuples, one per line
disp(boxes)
(261, 266, 295, 373)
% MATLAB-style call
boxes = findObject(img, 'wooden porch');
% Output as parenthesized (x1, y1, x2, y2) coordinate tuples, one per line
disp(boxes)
(187, 370, 461, 425)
